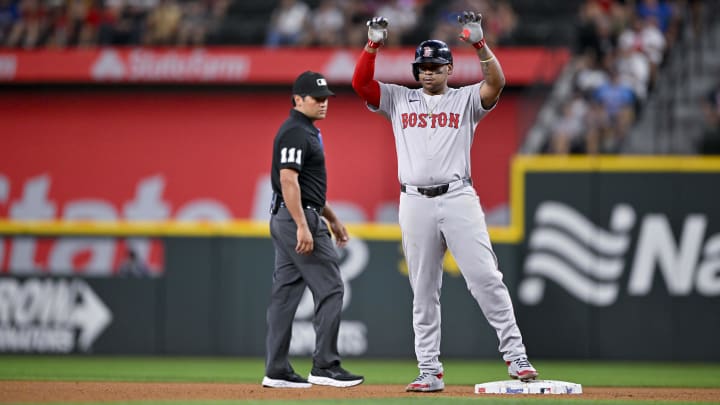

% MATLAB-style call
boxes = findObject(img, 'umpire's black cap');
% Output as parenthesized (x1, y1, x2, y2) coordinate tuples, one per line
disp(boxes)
(293, 71, 335, 97)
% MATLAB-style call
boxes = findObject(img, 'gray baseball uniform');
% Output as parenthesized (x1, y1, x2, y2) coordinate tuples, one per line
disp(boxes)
(369, 82, 527, 374)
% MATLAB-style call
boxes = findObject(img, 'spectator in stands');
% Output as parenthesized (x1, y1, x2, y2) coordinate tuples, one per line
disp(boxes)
(265, 0, 311, 47)
(428, 8, 460, 47)
(176, 0, 210, 46)
(0, 0, 20, 45)
(310, 0, 345, 47)
(571, 50, 613, 155)
(636, 0, 673, 34)
(574, 50, 610, 97)
(43, 1, 69, 47)
(618, 15, 665, 86)
(77, 0, 104, 47)
(98, 0, 146, 46)
(584, 95, 611, 154)
(5, 0, 46, 48)
(575, 3, 617, 67)
(374, 0, 421, 47)
(616, 40, 651, 106)
(341, 1, 373, 48)
(593, 67, 636, 152)
(489, 0, 517, 46)
(430, 0, 516, 48)
(143, 0, 182, 45)
(699, 82, 720, 154)
(548, 92, 589, 154)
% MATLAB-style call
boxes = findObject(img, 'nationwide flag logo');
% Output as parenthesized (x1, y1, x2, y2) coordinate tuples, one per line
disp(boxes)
(519, 201, 635, 306)
(519, 201, 720, 306)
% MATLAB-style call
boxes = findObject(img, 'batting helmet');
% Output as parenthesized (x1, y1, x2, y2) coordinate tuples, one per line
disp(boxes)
(412, 40, 453, 81)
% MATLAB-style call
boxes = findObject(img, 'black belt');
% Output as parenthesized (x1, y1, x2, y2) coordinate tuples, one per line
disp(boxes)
(279, 201, 323, 213)
(400, 178, 472, 197)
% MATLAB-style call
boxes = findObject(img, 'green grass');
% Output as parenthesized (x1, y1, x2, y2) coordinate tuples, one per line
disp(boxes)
(2, 356, 718, 388)
(1, 356, 719, 405)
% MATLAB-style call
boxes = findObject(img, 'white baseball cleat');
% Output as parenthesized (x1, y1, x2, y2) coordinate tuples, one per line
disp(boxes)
(405, 372, 445, 392)
(507, 357, 538, 381)
(262, 372, 312, 388)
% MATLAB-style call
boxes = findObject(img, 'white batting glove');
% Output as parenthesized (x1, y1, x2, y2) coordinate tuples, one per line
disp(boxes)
(458, 11, 485, 49)
(366, 16, 388, 48)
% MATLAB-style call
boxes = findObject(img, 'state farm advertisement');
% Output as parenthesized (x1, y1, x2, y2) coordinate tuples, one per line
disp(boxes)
(0, 47, 568, 85)
(0, 88, 523, 274)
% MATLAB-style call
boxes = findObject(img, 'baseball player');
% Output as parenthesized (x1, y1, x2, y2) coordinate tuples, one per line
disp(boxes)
(351, 12, 538, 392)
(263, 71, 364, 389)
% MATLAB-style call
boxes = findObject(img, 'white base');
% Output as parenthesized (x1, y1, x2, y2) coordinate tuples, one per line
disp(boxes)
(474, 380, 582, 395)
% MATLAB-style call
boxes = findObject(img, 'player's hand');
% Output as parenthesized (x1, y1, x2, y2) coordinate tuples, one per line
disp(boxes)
(296, 225, 314, 255)
(329, 220, 349, 248)
(367, 16, 388, 47)
(458, 11, 484, 45)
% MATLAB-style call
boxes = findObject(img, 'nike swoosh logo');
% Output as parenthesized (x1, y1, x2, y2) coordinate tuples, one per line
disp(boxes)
(409, 99, 420, 102)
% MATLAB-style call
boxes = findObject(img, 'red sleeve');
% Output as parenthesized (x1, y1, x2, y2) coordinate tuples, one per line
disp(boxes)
(352, 50, 381, 108)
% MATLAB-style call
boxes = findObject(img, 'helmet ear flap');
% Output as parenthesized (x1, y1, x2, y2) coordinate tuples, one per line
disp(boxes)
(413, 64, 420, 81)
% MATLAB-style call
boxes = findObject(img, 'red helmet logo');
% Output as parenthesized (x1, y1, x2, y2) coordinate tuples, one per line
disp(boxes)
(422, 47, 434, 57)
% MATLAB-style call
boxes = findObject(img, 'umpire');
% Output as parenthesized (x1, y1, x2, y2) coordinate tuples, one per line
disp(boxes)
(263, 71, 364, 389)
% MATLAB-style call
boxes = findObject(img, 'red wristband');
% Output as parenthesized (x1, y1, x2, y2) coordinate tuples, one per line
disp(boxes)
(472, 38, 486, 50)
(367, 39, 381, 49)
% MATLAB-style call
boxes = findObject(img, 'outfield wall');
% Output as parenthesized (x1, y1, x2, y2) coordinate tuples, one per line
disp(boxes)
(1, 157, 719, 360)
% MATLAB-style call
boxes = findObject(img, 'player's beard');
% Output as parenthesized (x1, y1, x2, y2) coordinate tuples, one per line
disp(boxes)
(422, 79, 447, 95)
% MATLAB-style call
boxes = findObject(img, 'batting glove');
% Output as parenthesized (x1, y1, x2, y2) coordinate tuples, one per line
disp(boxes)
(366, 16, 388, 48)
(458, 11, 485, 49)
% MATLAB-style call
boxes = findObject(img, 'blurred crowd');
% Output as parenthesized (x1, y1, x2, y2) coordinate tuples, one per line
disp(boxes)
(264, 0, 517, 48)
(3, 0, 714, 156)
(0, 0, 231, 48)
(545, 0, 689, 154)
(0, 0, 519, 49)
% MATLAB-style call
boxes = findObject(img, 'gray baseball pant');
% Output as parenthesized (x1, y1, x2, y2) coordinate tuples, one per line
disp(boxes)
(265, 206, 344, 376)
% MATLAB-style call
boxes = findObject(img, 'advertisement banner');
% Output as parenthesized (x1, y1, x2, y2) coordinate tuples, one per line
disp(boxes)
(0, 238, 513, 357)
(0, 277, 112, 353)
(0, 47, 568, 85)
(5, 157, 717, 360)
(0, 237, 164, 276)
(0, 89, 522, 230)
(514, 158, 720, 360)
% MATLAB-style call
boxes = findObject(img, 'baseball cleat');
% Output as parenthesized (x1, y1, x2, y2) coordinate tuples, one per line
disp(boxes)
(406, 372, 444, 392)
(262, 372, 312, 388)
(507, 357, 538, 381)
(308, 365, 364, 387)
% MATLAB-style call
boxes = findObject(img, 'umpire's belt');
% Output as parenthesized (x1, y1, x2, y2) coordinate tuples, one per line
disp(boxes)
(400, 178, 472, 197)
(279, 201, 323, 214)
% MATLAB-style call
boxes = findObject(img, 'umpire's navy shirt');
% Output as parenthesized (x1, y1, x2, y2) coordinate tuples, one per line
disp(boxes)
(271, 109, 327, 210)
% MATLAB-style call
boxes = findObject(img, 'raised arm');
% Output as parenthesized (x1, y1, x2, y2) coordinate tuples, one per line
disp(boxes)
(351, 17, 387, 108)
(458, 11, 506, 109)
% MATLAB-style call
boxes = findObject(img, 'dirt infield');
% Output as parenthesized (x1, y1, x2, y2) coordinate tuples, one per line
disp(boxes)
(2, 381, 720, 403)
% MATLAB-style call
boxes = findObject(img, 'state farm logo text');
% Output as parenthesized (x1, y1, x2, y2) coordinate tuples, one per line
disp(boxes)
(92, 50, 249, 81)
(519, 201, 720, 306)
(0, 174, 222, 275)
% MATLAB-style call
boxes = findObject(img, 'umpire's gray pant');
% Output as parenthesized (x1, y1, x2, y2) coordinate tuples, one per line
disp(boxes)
(265, 206, 344, 377)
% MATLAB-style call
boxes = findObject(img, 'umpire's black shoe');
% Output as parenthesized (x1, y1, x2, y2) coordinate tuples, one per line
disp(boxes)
(308, 365, 364, 387)
(262, 371, 312, 388)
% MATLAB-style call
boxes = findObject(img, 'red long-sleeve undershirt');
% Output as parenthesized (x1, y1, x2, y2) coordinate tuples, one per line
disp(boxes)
(351, 50, 381, 108)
